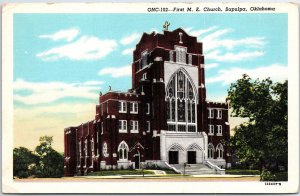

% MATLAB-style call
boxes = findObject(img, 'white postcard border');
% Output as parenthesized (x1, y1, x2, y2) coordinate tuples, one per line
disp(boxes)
(2, 2, 299, 193)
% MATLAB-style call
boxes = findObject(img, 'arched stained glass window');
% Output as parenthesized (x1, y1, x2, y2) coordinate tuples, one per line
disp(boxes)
(216, 143, 224, 159)
(165, 69, 197, 132)
(118, 141, 129, 161)
(208, 143, 215, 159)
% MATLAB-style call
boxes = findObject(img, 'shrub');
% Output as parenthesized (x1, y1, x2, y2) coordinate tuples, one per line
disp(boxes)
(260, 170, 288, 181)
(87, 170, 154, 176)
(145, 164, 160, 170)
(128, 164, 134, 170)
(260, 170, 276, 181)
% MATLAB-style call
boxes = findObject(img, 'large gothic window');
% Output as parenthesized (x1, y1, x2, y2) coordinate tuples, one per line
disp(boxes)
(165, 69, 197, 132)
(118, 141, 129, 161)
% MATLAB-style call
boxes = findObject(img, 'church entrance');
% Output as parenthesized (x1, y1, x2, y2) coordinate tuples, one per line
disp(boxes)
(134, 155, 140, 169)
(187, 151, 196, 164)
(169, 151, 179, 164)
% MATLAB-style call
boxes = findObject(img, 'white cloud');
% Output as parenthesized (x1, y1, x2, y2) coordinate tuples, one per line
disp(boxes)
(98, 65, 131, 78)
(37, 36, 117, 61)
(14, 79, 104, 105)
(206, 64, 288, 85)
(186, 26, 266, 62)
(219, 37, 265, 50)
(122, 47, 134, 55)
(120, 33, 140, 45)
(206, 50, 264, 62)
(185, 26, 218, 37)
(205, 63, 219, 69)
(200, 28, 265, 53)
(39, 28, 80, 42)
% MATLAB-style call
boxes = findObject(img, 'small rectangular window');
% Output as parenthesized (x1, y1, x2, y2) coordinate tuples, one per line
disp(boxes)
(208, 108, 214, 119)
(217, 125, 222, 136)
(208, 125, 214, 135)
(130, 121, 133, 131)
(118, 121, 122, 130)
(119, 101, 127, 113)
(130, 102, 138, 114)
(96, 131, 99, 143)
(146, 103, 150, 114)
(119, 120, 127, 133)
(142, 51, 148, 68)
(217, 109, 222, 119)
(130, 120, 139, 133)
(146, 121, 150, 132)
(123, 121, 127, 130)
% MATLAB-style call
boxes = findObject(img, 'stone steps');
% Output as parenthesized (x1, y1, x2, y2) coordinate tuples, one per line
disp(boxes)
(170, 164, 216, 175)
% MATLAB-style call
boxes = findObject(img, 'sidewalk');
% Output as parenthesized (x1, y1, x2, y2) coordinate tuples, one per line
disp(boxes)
(14, 175, 261, 182)
(76, 173, 260, 179)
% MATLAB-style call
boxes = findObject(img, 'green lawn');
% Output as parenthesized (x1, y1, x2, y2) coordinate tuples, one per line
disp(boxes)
(87, 170, 155, 176)
(163, 169, 178, 174)
(225, 169, 260, 175)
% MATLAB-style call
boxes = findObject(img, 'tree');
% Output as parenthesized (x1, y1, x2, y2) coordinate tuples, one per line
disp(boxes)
(34, 136, 64, 178)
(13, 147, 38, 178)
(228, 74, 287, 172)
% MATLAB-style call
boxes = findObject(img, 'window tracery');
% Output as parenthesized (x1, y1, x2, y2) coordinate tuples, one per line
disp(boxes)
(165, 69, 197, 132)
(208, 143, 214, 159)
(216, 143, 224, 159)
(118, 141, 129, 160)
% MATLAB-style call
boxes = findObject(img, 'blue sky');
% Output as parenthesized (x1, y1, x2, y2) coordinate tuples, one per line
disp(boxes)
(13, 13, 288, 151)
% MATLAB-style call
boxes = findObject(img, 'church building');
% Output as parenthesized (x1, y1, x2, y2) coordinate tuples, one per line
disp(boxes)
(64, 25, 231, 176)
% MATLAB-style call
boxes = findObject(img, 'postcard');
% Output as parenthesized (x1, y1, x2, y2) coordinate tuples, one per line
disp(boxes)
(2, 2, 299, 193)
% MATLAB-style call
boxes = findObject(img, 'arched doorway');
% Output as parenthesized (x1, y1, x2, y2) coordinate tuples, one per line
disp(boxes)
(186, 143, 203, 164)
(168, 143, 184, 164)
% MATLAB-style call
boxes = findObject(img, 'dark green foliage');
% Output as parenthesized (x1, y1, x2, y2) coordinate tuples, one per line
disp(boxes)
(87, 170, 154, 176)
(13, 136, 64, 178)
(13, 147, 38, 178)
(128, 164, 134, 170)
(34, 136, 64, 178)
(225, 169, 260, 175)
(260, 170, 288, 181)
(163, 169, 178, 174)
(145, 163, 159, 170)
(228, 74, 287, 177)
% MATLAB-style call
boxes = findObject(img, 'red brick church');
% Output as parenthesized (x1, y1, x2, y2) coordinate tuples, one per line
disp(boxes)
(64, 25, 231, 176)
